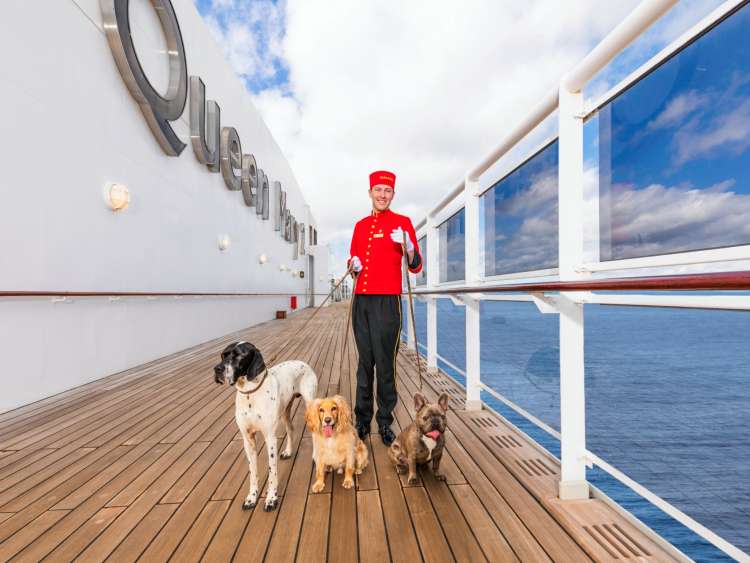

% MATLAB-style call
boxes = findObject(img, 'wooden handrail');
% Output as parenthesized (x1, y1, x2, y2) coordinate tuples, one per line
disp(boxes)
(411, 270, 750, 295)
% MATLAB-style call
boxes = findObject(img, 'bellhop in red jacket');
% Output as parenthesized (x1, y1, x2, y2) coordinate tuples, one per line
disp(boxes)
(349, 170, 422, 443)
(348, 172, 422, 294)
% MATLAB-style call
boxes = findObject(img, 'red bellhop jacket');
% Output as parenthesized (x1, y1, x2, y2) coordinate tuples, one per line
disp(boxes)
(348, 209, 422, 295)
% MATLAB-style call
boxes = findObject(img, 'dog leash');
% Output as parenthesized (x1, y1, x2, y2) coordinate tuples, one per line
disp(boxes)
(237, 267, 355, 397)
(402, 232, 423, 391)
(339, 270, 359, 375)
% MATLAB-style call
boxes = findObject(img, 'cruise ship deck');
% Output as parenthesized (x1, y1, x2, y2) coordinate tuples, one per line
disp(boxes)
(0, 303, 677, 562)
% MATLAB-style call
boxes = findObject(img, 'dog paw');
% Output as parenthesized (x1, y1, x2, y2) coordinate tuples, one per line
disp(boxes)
(311, 481, 325, 493)
(396, 465, 407, 474)
(342, 478, 354, 489)
(434, 473, 447, 482)
(407, 475, 418, 485)
(263, 497, 279, 511)
(242, 500, 256, 510)
(280, 451, 292, 460)
(355, 468, 363, 475)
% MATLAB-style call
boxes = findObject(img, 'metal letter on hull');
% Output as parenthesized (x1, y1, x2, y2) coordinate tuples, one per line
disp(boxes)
(241, 154, 258, 207)
(100, 0, 188, 156)
(220, 127, 242, 191)
(190, 76, 221, 171)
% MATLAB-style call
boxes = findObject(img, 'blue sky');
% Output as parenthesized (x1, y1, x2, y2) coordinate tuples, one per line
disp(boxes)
(194, 0, 290, 94)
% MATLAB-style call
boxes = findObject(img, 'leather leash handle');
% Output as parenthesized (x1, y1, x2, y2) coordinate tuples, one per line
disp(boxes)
(402, 232, 423, 390)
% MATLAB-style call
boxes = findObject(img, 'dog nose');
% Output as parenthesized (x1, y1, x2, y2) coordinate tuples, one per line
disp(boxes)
(324, 417, 332, 424)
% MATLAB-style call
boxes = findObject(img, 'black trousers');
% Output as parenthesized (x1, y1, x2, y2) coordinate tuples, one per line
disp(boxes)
(352, 294, 402, 429)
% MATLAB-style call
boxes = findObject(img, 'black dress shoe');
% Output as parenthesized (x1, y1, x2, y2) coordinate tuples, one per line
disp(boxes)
(356, 422, 370, 440)
(379, 426, 396, 446)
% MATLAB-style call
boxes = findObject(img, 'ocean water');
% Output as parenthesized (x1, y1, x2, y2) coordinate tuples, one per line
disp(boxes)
(403, 297, 749, 562)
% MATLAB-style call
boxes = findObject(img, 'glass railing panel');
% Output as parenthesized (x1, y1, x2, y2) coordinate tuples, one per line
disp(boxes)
(438, 208, 465, 282)
(436, 299, 466, 384)
(478, 300, 560, 433)
(415, 235, 426, 286)
(585, 302, 750, 561)
(401, 297, 426, 348)
(596, 2, 750, 262)
(481, 140, 559, 276)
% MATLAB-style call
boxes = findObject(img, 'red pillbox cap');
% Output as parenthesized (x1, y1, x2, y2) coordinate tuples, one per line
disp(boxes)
(369, 170, 396, 190)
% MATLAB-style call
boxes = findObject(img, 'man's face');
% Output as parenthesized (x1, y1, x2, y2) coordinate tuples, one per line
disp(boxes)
(369, 184, 394, 211)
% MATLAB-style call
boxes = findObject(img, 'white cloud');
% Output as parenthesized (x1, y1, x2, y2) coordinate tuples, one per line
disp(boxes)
(606, 179, 750, 259)
(253, 0, 643, 272)
(674, 98, 750, 165)
(198, 0, 728, 275)
(648, 90, 707, 131)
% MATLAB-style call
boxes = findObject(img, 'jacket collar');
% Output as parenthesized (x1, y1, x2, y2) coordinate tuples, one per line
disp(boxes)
(371, 208, 392, 217)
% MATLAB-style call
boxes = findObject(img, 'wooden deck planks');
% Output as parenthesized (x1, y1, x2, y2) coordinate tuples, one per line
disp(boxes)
(0, 302, 680, 562)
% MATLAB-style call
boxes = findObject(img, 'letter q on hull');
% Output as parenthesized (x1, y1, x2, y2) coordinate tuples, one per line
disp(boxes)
(100, 0, 188, 156)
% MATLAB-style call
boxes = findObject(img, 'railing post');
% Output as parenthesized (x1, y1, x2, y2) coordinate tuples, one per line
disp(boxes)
(426, 215, 439, 371)
(465, 176, 482, 410)
(558, 84, 589, 500)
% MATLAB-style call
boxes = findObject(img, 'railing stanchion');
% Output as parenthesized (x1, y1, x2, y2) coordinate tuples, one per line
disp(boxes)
(558, 84, 589, 500)
(465, 176, 482, 410)
(426, 215, 439, 372)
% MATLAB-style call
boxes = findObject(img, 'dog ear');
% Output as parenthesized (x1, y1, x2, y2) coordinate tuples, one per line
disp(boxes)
(413, 393, 427, 412)
(240, 344, 266, 380)
(332, 395, 352, 431)
(221, 342, 239, 357)
(438, 393, 450, 412)
(305, 399, 322, 433)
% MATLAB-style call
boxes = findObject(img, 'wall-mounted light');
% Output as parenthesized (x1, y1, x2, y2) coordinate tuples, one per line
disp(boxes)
(218, 235, 231, 251)
(258, 253, 268, 264)
(105, 182, 130, 211)
(291, 271, 298, 278)
(279, 264, 288, 271)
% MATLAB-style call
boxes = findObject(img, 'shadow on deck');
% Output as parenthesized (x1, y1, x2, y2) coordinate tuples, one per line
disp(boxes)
(0, 303, 678, 562)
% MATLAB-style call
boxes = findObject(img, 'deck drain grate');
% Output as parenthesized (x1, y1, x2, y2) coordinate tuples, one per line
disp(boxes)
(515, 458, 556, 477)
(470, 416, 498, 429)
(490, 435, 522, 449)
(583, 523, 651, 558)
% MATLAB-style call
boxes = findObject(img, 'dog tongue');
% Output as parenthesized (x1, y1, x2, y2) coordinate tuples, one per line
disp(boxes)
(425, 430, 441, 440)
(323, 426, 333, 438)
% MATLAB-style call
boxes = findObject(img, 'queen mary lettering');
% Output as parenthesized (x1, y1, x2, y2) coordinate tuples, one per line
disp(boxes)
(99, 0, 294, 240)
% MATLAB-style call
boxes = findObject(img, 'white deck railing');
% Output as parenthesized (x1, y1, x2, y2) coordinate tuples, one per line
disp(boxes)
(407, 1, 750, 560)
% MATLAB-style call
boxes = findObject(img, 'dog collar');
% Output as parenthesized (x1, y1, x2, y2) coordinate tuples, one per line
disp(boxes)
(237, 369, 268, 396)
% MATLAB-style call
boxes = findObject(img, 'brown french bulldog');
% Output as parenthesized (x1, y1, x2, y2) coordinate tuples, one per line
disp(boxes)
(388, 392, 449, 485)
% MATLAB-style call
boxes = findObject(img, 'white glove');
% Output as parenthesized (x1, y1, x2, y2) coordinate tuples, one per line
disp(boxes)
(349, 256, 363, 273)
(390, 227, 414, 252)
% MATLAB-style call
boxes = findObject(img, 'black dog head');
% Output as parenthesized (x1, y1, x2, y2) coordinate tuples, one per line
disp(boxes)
(213, 341, 266, 386)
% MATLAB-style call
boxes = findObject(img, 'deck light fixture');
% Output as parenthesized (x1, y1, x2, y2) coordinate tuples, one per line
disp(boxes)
(218, 235, 231, 251)
(258, 253, 268, 264)
(106, 183, 130, 212)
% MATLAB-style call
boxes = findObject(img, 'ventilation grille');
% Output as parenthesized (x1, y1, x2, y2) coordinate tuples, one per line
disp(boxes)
(515, 458, 556, 477)
(490, 434, 522, 449)
(583, 523, 652, 559)
(470, 416, 498, 429)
